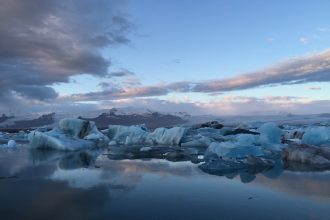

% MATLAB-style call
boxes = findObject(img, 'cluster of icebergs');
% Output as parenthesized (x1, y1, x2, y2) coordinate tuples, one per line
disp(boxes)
(2, 117, 330, 172)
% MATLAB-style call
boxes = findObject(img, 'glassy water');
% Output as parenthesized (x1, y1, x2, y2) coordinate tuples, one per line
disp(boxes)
(0, 146, 329, 220)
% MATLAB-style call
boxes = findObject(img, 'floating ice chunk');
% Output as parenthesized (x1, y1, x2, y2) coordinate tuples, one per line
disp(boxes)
(107, 125, 186, 146)
(59, 118, 106, 141)
(28, 130, 93, 151)
(146, 127, 186, 146)
(107, 125, 148, 145)
(301, 127, 330, 146)
(7, 140, 16, 148)
(258, 123, 282, 148)
(28, 118, 108, 151)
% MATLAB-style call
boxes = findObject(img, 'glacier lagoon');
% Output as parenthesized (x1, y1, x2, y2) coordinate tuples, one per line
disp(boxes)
(0, 146, 329, 220)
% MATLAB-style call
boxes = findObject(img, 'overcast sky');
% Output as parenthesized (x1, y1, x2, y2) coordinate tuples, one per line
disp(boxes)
(1, 0, 330, 115)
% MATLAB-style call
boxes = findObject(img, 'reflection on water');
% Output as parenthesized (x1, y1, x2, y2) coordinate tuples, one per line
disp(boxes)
(0, 146, 329, 220)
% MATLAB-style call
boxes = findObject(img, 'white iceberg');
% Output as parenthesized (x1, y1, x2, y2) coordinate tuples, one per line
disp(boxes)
(28, 118, 108, 151)
(146, 127, 186, 146)
(107, 125, 186, 146)
(107, 125, 148, 145)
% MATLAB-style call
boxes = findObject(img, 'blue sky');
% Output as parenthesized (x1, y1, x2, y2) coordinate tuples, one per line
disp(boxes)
(1, 0, 330, 115)
(55, 0, 330, 99)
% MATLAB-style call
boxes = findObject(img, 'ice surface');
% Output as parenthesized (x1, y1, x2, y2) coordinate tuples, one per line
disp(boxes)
(206, 141, 264, 159)
(236, 134, 258, 146)
(301, 127, 330, 146)
(181, 135, 211, 147)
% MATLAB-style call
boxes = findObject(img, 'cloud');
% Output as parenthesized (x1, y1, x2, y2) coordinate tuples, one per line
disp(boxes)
(267, 37, 275, 42)
(98, 69, 141, 89)
(107, 69, 135, 78)
(67, 85, 169, 101)
(318, 27, 329, 33)
(299, 37, 309, 44)
(0, 0, 131, 103)
(192, 49, 330, 92)
(14, 85, 58, 100)
(66, 49, 330, 102)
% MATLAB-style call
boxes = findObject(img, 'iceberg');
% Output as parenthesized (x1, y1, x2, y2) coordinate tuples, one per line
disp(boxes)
(0, 139, 17, 148)
(28, 118, 108, 151)
(7, 140, 16, 148)
(146, 127, 186, 146)
(258, 123, 283, 150)
(301, 127, 330, 146)
(107, 125, 186, 146)
(107, 125, 148, 145)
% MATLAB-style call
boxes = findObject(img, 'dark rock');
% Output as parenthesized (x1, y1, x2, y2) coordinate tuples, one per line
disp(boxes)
(194, 121, 224, 129)
(224, 128, 259, 136)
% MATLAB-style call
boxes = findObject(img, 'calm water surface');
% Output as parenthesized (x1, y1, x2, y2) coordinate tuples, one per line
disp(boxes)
(0, 146, 329, 220)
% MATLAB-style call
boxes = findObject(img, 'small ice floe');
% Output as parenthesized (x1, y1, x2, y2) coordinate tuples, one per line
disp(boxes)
(7, 140, 16, 148)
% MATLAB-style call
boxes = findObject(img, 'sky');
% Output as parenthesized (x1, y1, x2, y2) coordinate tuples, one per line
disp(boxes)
(1, 0, 330, 115)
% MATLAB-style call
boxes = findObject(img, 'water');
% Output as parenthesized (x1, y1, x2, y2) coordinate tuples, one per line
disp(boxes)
(0, 146, 329, 220)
